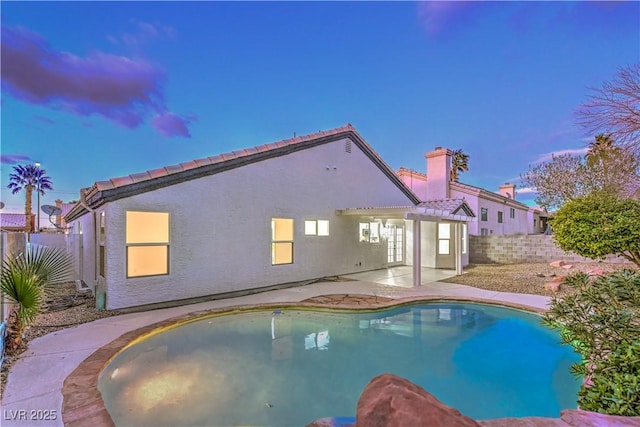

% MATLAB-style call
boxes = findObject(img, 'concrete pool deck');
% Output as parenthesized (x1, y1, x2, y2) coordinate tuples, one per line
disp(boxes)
(1, 270, 552, 427)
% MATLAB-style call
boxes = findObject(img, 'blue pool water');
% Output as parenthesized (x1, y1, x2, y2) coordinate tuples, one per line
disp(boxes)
(98, 303, 581, 426)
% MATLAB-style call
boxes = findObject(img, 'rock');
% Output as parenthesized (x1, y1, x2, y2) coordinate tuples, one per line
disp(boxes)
(560, 409, 640, 426)
(549, 260, 565, 267)
(355, 373, 481, 427)
(561, 264, 573, 269)
(586, 268, 606, 277)
(536, 273, 546, 278)
(543, 282, 561, 292)
(544, 275, 565, 292)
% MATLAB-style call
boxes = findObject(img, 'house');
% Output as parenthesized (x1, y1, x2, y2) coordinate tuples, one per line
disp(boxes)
(0, 213, 34, 232)
(397, 147, 545, 236)
(64, 125, 475, 310)
(54, 199, 76, 230)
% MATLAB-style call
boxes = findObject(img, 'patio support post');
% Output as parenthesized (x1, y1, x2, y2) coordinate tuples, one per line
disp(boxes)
(454, 222, 463, 275)
(413, 219, 421, 286)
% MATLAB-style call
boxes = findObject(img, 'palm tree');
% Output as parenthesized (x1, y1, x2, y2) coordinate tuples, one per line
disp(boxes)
(7, 164, 53, 232)
(1, 245, 72, 352)
(450, 149, 469, 182)
(586, 134, 616, 165)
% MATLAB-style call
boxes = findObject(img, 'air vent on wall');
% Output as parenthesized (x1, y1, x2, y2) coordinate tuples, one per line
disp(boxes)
(345, 140, 352, 153)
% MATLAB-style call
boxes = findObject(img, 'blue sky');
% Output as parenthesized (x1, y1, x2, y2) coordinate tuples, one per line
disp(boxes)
(1, 1, 638, 219)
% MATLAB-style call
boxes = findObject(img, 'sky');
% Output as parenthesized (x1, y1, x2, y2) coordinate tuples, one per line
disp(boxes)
(1, 1, 638, 224)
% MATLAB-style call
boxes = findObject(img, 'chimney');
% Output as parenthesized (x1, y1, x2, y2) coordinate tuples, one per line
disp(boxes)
(425, 147, 452, 200)
(499, 183, 516, 200)
(55, 199, 63, 227)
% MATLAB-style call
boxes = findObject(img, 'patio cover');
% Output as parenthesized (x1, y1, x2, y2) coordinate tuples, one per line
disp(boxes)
(337, 199, 476, 284)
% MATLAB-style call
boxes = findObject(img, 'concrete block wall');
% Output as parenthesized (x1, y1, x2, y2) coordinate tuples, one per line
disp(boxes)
(470, 234, 630, 264)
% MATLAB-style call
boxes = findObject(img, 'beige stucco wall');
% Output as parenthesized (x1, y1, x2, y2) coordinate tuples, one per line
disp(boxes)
(95, 138, 416, 309)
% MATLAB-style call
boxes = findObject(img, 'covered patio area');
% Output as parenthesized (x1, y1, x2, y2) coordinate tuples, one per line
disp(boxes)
(342, 265, 457, 287)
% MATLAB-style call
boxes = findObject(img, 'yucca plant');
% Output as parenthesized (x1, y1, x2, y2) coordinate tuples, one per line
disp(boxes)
(0, 246, 73, 352)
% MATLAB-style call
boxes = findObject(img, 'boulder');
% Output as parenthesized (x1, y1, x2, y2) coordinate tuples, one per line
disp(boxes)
(544, 275, 565, 292)
(549, 260, 566, 268)
(355, 373, 481, 427)
(543, 282, 561, 292)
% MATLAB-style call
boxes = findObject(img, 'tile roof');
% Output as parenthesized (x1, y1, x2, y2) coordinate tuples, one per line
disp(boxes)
(418, 198, 476, 218)
(65, 124, 421, 222)
(1, 213, 29, 229)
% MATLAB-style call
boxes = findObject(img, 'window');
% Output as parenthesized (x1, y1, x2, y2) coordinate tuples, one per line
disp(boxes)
(98, 212, 105, 278)
(481, 228, 489, 236)
(510, 208, 515, 219)
(126, 211, 169, 278)
(272, 218, 294, 265)
(481, 208, 488, 221)
(304, 219, 329, 236)
(438, 223, 450, 255)
(498, 211, 503, 223)
(359, 222, 380, 243)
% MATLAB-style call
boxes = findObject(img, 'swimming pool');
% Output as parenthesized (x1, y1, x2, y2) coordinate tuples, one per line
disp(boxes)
(98, 302, 580, 426)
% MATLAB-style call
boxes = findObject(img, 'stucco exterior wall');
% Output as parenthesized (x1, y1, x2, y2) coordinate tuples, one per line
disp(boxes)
(98, 138, 416, 309)
(469, 234, 632, 264)
(450, 188, 529, 236)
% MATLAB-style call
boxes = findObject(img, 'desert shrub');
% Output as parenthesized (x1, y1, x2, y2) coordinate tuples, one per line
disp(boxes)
(542, 269, 640, 416)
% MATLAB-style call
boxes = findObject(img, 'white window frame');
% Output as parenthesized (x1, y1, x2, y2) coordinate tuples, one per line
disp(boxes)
(272, 218, 294, 265)
(304, 219, 329, 236)
(126, 211, 170, 278)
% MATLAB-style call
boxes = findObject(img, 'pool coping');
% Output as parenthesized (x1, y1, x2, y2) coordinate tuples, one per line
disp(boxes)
(60, 295, 547, 427)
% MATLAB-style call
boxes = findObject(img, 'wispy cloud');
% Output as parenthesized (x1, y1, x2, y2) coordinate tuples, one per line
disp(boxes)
(152, 113, 196, 138)
(0, 25, 192, 138)
(1, 154, 33, 165)
(534, 147, 589, 163)
(417, 1, 476, 37)
(516, 186, 537, 195)
(107, 20, 176, 49)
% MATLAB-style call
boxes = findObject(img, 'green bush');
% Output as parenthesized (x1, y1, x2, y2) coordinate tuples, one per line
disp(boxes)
(542, 270, 640, 415)
(550, 192, 640, 268)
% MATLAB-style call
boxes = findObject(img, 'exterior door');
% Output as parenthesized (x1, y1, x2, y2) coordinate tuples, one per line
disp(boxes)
(385, 225, 404, 265)
(436, 222, 455, 269)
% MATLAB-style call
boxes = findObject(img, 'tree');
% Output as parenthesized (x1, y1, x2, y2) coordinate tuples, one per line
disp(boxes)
(450, 149, 469, 182)
(520, 153, 590, 211)
(576, 63, 640, 156)
(550, 192, 640, 267)
(520, 139, 640, 211)
(7, 164, 53, 232)
(584, 134, 640, 198)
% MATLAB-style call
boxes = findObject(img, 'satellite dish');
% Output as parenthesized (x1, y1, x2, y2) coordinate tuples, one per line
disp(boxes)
(42, 205, 62, 215)
(0, 202, 4, 210)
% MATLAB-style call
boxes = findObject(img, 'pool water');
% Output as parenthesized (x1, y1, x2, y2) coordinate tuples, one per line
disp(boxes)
(98, 303, 581, 426)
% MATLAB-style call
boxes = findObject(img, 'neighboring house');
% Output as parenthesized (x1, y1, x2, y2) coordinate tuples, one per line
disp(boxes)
(0, 213, 34, 232)
(54, 199, 76, 230)
(64, 125, 474, 310)
(398, 147, 546, 236)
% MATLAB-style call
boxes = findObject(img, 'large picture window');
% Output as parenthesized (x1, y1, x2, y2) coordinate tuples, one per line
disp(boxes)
(272, 218, 294, 265)
(126, 211, 170, 278)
